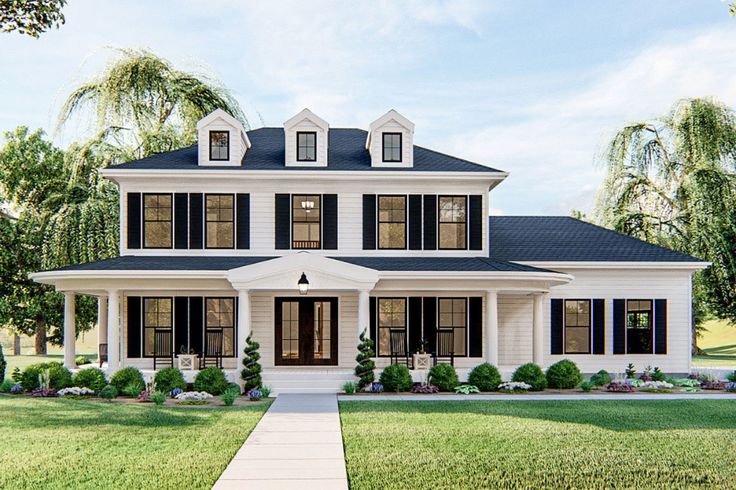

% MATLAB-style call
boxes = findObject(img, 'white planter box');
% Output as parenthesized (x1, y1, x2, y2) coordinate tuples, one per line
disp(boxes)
(412, 353, 432, 370)
(178, 354, 198, 371)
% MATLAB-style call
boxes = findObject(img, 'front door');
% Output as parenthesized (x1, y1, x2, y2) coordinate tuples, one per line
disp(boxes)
(275, 297, 338, 366)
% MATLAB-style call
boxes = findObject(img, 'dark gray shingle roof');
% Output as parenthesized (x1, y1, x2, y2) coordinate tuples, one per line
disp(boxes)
(111, 128, 501, 173)
(45, 256, 275, 272)
(489, 216, 703, 263)
(335, 256, 552, 272)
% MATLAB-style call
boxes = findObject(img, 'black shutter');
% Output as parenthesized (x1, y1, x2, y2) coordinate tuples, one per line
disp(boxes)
(468, 297, 483, 357)
(127, 296, 141, 358)
(408, 195, 422, 250)
(323, 194, 338, 250)
(655, 299, 667, 354)
(275, 194, 291, 250)
(550, 298, 563, 355)
(189, 297, 204, 354)
(362, 195, 376, 250)
(174, 297, 189, 354)
(408, 297, 422, 354)
(189, 193, 203, 249)
(174, 193, 188, 249)
(593, 299, 605, 355)
(613, 299, 626, 354)
(369, 297, 377, 346)
(423, 297, 437, 354)
(127, 193, 141, 249)
(236, 193, 250, 249)
(469, 195, 483, 251)
(423, 195, 437, 250)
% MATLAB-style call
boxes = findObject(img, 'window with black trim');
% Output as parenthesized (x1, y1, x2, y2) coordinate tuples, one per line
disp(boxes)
(438, 196, 466, 249)
(292, 195, 321, 249)
(382, 132, 402, 162)
(297, 131, 317, 161)
(564, 299, 590, 354)
(377, 298, 406, 356)
(378, 195, 406, 249)
(438, 298, 467, 356)
(627, 299, 653, 354)
(209, 131, 229, 161)
(205, 194, 234, 249)
(143, 297, 172, 357)
(206, 298, 235, 357)
(143, 193, 172, 248)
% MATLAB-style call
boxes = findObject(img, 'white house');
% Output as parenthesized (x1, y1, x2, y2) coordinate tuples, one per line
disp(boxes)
(32, 108, 709, 393)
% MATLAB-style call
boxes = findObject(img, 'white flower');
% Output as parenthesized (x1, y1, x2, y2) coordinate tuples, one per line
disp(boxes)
(498, 381, 531, 391)
(57, 387, 95, 396)
(640, 381, 673, 389)
(174, 391, 213, 401)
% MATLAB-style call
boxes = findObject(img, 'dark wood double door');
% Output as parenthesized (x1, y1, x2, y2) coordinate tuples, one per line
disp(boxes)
(275, 297, 338, 366)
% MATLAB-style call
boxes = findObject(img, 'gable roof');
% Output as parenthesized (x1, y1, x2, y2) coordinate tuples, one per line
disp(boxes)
(110, 128, 502, 173)
(489, 216, 703, 263)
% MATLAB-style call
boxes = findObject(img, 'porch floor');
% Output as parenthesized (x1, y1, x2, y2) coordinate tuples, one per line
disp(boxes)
(213, 394, 348, 490)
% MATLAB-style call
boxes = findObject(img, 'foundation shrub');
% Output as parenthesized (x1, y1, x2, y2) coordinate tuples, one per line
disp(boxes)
(546, 360, 583, 389)
(194, 367, 229, 395)
(154, 367, 186, 394)
(72, 368, 107, 393)
(467, 363, 502, 392)
(511, 363, 547, 391)
(379, 364, 413, 392)
(110, 367, 145, 393)
(21, 362, 72, 391)
(428, 364, 459, 392)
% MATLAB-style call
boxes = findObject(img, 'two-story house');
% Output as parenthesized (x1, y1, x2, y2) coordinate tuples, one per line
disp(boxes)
(32, 108, 708, 393)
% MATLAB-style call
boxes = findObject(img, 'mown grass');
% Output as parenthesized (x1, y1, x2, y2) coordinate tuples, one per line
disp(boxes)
(340, 400, 736, 489)
(0, 396, 268, 489)
(694, 319, 736, 368)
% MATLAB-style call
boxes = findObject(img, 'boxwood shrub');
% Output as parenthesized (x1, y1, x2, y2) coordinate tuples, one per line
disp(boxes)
(428, 364, 460, 392)
(589, 369, 611, 387)
(109, 367, 145, 393)
(194, 367, 229, 395)
(467, 363, 502, 392)
(20, 362, 72, 391)
(154, 367, 187, 394)
(511, 363, 547, 391)
(379, 364, 413, 392)
(72, 367, 107, 393)
(546, 359, 583, 389)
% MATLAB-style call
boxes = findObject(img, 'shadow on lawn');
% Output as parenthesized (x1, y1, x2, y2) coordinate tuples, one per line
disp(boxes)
(339, 399, 736, 432)
(700, 343, 736, 361)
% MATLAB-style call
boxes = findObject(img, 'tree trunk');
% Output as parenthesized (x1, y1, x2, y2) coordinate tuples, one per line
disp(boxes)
(35, 318, 47, 355)
(13, 333, 21, 355)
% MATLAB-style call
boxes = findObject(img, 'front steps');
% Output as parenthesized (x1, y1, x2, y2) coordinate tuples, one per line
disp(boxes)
(262, 368, 356, 395)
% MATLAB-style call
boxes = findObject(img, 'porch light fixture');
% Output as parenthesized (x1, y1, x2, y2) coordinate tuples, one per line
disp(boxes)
(301, 199, 315, 213)
(298, 272, 310, 295)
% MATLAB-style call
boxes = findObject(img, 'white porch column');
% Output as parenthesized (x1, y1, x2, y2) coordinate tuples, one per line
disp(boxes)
(63, 291, 76, 369)
(532, 293, 544, 365)
(237, 289, 251, 371)
(97, 296, 108, 363)
(485, 290, 498, 366)
(358, 289, 371, 339)
(107, 289, 120, 372)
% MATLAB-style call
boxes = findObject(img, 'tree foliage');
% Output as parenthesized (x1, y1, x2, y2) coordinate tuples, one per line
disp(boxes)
(0, 0, 66, 37)
(595, 97, 736, 334)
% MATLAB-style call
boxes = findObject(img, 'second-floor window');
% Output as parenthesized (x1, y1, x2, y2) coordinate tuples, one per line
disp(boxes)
(205, 194, 235, 249)
(297, 132, 317, 161)
(382, 132, 402, 162)
(292, 195, 321, 249)
(438, 196, 466, 249)
(209, 131, 229, 161)
(143, 193, 172, 248)
(378, 195, 406, 249)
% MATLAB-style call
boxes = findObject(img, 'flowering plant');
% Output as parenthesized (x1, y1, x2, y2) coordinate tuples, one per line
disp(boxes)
(498, 381, 531, 392)
(169, 387, 183, 397)
(57, 387, 95, 397)
(411, 384, 439, 394)
(247, 388, 263, 401)
(10, 384, 22, 394)
(369, 382, 384, 393)
(640, 381, 673, 390)
(725, 382, 736, 392)
(175, 391, 213, 401)
(31, 388, 57, 397)
(701, 380, 727, 390)
(606, 382, 634, 393)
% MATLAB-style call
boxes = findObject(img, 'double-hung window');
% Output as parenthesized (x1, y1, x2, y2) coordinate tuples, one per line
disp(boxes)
(564, 299, 591, 354)
(382, 132, 402, 162)
(438, 298, 467, 356)
(292, 195, 321, 249)
(143, 297, 172, 357)
(378, 195, 406, 249)
(377, 298, 406, 357)
(209, 131, 229, 161)
(205, 194, 234, 248)
(438, 196, 467, 249)
(206, 298, 235, 357)
(627, 300, 653, 354)
(143, 193, 172, 248)
(297, 132, 317, 161)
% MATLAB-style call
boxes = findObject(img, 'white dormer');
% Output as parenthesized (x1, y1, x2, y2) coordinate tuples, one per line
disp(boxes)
(284, 109, 329, 167)
(366, 109, 415, 168)
(196, 109, 250, 166)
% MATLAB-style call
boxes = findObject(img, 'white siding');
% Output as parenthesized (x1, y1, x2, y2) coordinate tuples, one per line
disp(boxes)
(498, 296, 533, 367)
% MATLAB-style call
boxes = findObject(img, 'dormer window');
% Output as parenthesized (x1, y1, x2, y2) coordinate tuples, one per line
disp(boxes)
(209, 130, 230, 161)
(297, 131, 317, 162)
(382, 132, 402, 162)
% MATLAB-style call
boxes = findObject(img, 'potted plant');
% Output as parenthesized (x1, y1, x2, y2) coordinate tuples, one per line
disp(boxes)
(412, 338, 432, 370)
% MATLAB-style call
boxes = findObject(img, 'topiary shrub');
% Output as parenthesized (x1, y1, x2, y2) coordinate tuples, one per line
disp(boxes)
(194, 367, 229, 395)
(110, 367, 145, 393)
(467, 363, 502, 392)
(379, 364, 413, 392)
(354, 330, 375, 391)
(0, 341, 6, 382)
(589, 369, 611, 387)
(512, 363, 547, 391)
(20, 362, 72, 391)
(546, 359, 583, 389)
(240, 335, 262, 392)
(154, 367, 186, 394)
(72, 367, 107, 393)
(428, 364, 460, 392)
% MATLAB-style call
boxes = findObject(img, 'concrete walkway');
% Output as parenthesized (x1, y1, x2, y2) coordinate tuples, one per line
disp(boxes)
(213, 394, 348, 490)
(339, 392, 735, 401)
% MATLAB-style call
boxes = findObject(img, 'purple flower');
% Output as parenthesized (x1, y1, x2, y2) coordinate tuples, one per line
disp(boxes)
(10, 384, 23, 394)
(169, 388, 183, 397)
(247, 389, 262, 401)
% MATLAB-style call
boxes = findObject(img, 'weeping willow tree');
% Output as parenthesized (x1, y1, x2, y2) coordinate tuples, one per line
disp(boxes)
(595, 98, 736, 347)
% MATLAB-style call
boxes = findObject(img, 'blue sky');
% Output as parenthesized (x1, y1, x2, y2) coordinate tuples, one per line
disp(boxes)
(1, 1, 734, 215)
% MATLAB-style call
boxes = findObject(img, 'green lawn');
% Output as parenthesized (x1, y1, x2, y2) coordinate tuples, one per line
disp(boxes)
(0, 396, 268, 489)
(340, 400, 736, 489)
(693, 319, 736, 368)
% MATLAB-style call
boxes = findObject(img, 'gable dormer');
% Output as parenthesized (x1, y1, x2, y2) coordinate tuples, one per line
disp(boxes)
(284, 109, 329, 167)
(197, 109, 250, 166)
(366, 109, 414, 168)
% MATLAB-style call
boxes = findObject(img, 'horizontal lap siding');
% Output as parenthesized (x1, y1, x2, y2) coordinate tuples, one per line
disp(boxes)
(498, 296, 533, 367)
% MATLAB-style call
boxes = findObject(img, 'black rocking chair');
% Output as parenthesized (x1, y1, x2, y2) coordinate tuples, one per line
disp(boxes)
(98, 343, 108, 368)
(153, 329, 174, 370)
(389, 329, 412, 368)
(200, 329, 224, 369)
(433, 330, 455, 366)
